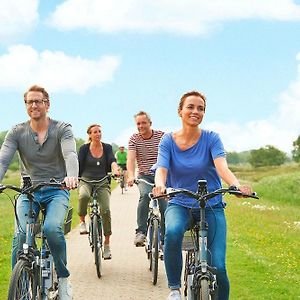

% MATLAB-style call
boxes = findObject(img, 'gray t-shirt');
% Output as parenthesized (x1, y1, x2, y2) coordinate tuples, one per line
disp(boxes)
(0, 119, 79, 183)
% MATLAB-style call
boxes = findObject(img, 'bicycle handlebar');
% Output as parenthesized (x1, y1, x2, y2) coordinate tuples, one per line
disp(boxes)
(134, 178, 155, 187)
(0, 180, 66, 195)
(78, 173, 115, 185)
(150, 185, 259, 202)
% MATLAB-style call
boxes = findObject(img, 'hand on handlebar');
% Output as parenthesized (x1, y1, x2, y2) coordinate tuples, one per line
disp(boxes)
(229, 184, 255, 198)
(127, 176, 135, 187)
(63, 176, 78, 190)
(152, 185, 166, 197)
(112, 167, 121, 178)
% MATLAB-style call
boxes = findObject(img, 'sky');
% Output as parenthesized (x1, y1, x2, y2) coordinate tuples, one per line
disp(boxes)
(1, 0, 300, 154)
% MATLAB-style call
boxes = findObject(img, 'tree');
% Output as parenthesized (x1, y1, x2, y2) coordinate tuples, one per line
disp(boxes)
(227, 151, 250, 165)
(292, 135, 300, 163)
(249, 145, 287, 167)
(75, 138, 85, 151)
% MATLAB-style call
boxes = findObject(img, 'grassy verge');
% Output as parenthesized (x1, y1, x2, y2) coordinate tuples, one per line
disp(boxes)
(226, 164, 300, 299)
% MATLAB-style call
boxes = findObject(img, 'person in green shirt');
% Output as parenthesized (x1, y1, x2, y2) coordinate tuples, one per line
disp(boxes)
(115, 146, 128, 188)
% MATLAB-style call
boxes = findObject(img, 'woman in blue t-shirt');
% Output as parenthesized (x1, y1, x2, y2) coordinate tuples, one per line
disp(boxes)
(152, 91, 252, 300)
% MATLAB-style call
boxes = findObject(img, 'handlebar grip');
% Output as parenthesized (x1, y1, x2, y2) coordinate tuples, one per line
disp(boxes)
(249, 192, 259, 199)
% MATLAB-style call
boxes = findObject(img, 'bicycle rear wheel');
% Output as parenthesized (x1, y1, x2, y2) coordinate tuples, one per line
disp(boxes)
(150, 218, 159, 285)
(8, 259, 39, 300)
(92, 215, 103, 278)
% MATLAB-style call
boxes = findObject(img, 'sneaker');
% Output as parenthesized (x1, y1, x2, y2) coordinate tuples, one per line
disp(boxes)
(103, 244, 112, 260)
(167, 289, 181, 300)
(58, 277, 72, 300)
(79, 222, 87, 234)
(134, 232, 146, 247)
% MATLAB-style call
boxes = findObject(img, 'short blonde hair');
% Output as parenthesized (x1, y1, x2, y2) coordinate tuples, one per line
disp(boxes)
(24, 85, 49, 102)
(134, 111, 152, 125)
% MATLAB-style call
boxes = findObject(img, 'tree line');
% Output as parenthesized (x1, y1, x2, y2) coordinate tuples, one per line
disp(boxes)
(1, 130, 300, 169)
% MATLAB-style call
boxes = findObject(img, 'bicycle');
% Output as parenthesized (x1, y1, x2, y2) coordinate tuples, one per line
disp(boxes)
(134, 178, 164, 285)
(118, 168, 126, 194)
(152, 180, 259, 300)
(0, 178, 72, 300)
(78, 174, 112, 278)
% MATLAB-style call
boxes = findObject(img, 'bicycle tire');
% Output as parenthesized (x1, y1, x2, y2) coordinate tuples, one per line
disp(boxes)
(200, 279, 209, 300)
(150, 218, 159, 285)
(92, 215, 102, 278)
(183, 251, 192, 298)
(8, 259, 39, 300)
(146, 220, 152, 261)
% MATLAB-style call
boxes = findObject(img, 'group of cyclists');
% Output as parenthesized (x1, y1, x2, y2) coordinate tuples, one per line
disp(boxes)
(0, 85, 252, 300)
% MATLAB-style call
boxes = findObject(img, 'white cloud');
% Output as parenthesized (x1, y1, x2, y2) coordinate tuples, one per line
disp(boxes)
(112, 53, 300, 153)
(0, 0, 38, 42)
(207, 53, 300, 153)
(0, 44, 121, 93)
(49, 0, 300, 35)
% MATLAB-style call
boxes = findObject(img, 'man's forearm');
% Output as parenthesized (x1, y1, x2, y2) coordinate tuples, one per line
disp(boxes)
(126, 159, 135, 178)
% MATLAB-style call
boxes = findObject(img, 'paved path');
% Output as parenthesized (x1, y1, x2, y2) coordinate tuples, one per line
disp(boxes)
(66, 185, 169, 299)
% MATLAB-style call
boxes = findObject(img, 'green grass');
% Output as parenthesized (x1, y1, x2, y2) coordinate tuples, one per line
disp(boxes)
(0, 175, 117, 300)
(225, 164, 300, 299)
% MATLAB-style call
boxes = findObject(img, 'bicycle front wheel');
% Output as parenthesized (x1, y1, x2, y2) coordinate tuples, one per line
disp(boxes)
(150, 218, 159, 285)
(200, 279, 209, 300)
(8, 259, 39, 300)
(92, 215, 103, 278)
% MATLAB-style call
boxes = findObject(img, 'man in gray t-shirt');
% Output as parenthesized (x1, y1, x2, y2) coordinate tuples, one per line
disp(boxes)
(0, 85, 78, 300)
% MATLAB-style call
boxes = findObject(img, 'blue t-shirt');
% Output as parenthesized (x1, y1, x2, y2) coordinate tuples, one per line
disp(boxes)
(156, 130, 226, 208)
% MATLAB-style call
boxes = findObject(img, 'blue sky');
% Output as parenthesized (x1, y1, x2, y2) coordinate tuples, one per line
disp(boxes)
(1, 1, 300, 154)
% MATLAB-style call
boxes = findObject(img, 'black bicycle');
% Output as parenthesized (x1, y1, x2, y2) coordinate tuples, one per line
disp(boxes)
(135, 178, 164, 285)
(79, 174, 112, 278)
(0, 179, 72, 300)
(152, 180, 258, 300)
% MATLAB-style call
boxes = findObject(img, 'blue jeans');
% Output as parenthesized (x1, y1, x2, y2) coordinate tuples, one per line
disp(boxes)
(164, 203, 229, 300)
(12, 187, 70, 278)
(136, 174, 167, 238)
